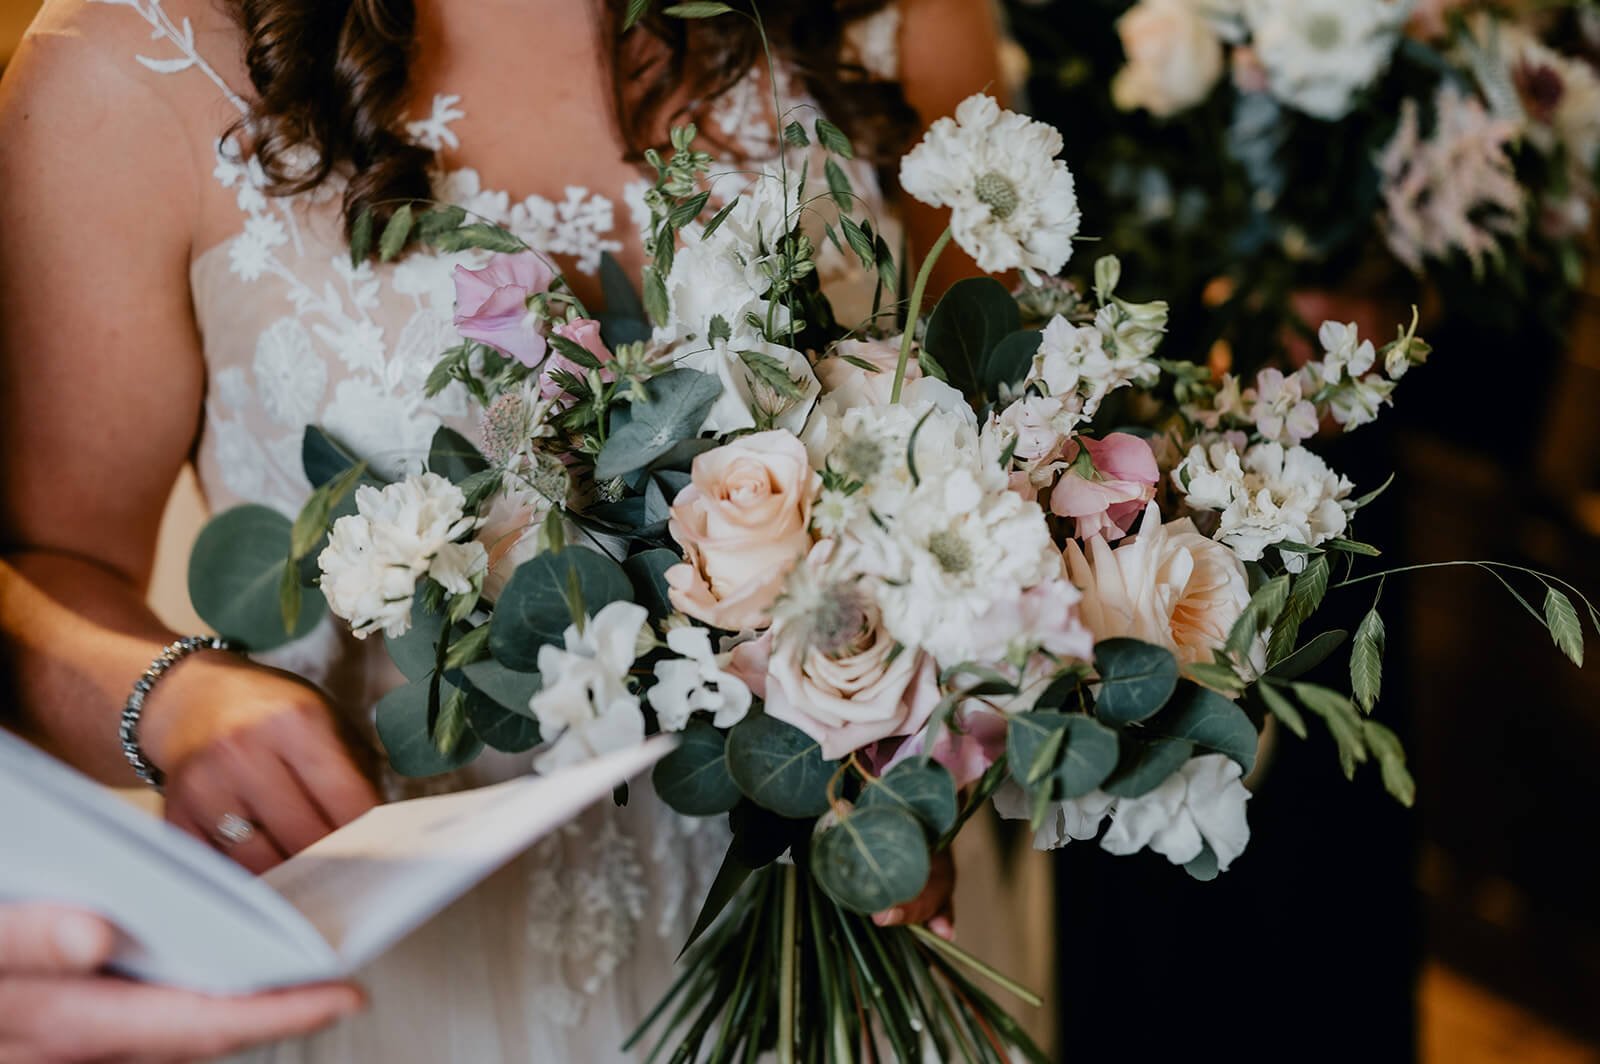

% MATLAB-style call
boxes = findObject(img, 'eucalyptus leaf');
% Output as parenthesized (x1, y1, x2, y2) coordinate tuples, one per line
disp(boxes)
(428, 426, 489, 483)
(1101, 737, 1195, 799)
(725, 713, 838, 818)
(489, 548, 633, 671)
(1007, 712, 1119, 799)
(1146, 682, 1259, 774)
(594, 369, 722, 480)
(624, 548, 681, 619)
(857, 760, 957, 836)
(981, 330, 1040, 400)
(653, 720, 742, 816)
(1183, 843, 1220, 882)
(385, 602, 446, 682)
(464, 689, 541, 752)
(1093, 639, 1179, 725)
(375, 678, 484, 777)
(189, 506, 325, 651)
(302, 425, 367, 488)
(922, 277, 1020, 398)
(460, 658, 543, 716)
(812, 806, 931, 914)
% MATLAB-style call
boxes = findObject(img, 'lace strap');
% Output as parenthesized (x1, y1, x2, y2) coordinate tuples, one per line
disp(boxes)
(89, 0, 249, 115)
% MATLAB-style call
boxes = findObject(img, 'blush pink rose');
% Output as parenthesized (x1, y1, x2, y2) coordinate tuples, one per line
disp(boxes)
(1050, 432, 1159, 541)
(452, 251, 555, 367)
(539, 318, 616, 405)
(666, 430, 819, 631)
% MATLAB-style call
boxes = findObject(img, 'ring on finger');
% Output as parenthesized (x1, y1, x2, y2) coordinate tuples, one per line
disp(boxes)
(213, 812, 258, 847)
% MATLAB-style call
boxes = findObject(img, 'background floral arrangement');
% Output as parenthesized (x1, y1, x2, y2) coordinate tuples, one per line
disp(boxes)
(183, 3, 1596, 1058)
(1005, 0, 1600, 379)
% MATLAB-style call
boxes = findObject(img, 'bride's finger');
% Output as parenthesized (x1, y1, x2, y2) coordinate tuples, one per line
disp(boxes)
(167, 800, 284, 875)
(265, 708, 380, 828)
(237, 753, 343, 856)
(167, 760, 289, 872)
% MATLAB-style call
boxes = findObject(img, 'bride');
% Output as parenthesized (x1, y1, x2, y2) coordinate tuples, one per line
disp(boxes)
(0, 0, 1027, 1059)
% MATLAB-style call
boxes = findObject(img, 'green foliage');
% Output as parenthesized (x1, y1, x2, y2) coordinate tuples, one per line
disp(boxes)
(1007, 711, 1120, 800)
(812, 806, 931, 914)
(594, 369, 722, 480)
(385, 602, 446, 682)
(981, 330, 1040, 400)
(1146, 682, 1259, 774)
(662, 1, 734, 16)
(922, 277, 1021, 399)
(1362, 720, 1415, 807)
(1351, 607, 1386, 712)
(1226, 573, 1290, 661)
(459, 659, 543, 715)
(737, 349, 807, 401)
(189, 505, 325, 651)
(1256, 681, 1307, 739)
(427, 427, 489, 484)
(653, 720, 743, 816)
(1543, 587, 1585, 667)
(725, 713, 839, 818)
(1266, 629, 1348, 681)
(1092, 638, 1179, 725)
(824, 157, 853, 210)
(1291, 682, 1367, 780)
(463, 688, 541, 753)
(856, 760, 957, 837)
(814, 118, 854, 158)
(488, 548, 633, 671)
(427, 224, 526, 254)
(1184, 843, 1220, 882)
(622, 548, 681, 618)
(375, 678, 484, 777)
(597, 252, 651, 349)
(1267, 555, 1330, 664)
(1101, 736, 1195, 799)
(301, 425, 367, 489)
(378, 203, 413, 262)
(289, 461, 366, 563)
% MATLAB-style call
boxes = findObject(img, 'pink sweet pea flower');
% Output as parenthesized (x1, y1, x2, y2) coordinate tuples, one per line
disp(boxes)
(875, 706, 1010, 789)
(452, 251, 555, 367)
(1050, 432, 1159, 541)
(539, 318, 616, 405)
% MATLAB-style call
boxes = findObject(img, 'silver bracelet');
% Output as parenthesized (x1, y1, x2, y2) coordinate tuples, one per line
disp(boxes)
(119, 635, 238, 791)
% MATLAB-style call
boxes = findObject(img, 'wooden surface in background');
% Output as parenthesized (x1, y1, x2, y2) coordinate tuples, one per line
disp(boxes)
(1, 1, 40, 66)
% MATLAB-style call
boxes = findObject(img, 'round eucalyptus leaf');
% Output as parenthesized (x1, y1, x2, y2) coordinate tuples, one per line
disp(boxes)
(1101, 737, 1196, 799)
(1007, 711, 1069, 790)
(463, 689, 540, 753)
(188, 505, 325, 651)
(624, 548, 682, 620)
(857, 760, 958, 837)
(1184, 842, 1220, 882)
(375, 679, 483, 778)
(1053, 716, 1121, 799)
(489, 548, 633, 671)
(385, 603, 445, 682)
(459, 659, 542, 716)
(725, 714, 838, 819)
(1147, 682, 1260, 774)
(652, 720, 742, 816)
(1093, 638, 1180, 725)
(812, 806, 932, 914)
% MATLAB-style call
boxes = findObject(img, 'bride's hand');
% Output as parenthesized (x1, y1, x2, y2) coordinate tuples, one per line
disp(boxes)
(872, 849, 955, 941)
(138, 655, 380, 873)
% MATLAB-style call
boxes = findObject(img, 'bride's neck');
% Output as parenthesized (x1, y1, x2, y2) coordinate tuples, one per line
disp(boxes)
(413, 0, 605, 56)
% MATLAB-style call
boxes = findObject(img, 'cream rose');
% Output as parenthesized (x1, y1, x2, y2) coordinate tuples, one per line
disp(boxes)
(813, 337, 918, 408)
(1111, 0, 1225, 118)
(728, 545, 939, 760)
(666, 430, 819, 631)
(1063, 503, 1250, 665)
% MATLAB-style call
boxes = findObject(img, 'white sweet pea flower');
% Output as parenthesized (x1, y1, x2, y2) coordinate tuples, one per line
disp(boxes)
(319, 472, 482, 639)
(529, 601, 650, 773)
(1316, 320, 1376, 384)
(993, 781, 1115, 851)
(899, 94, 1081, 282)
(1247, 368, 1319, 445)
(1026, 312, 1161, 424)
(650, 624, 753, 731)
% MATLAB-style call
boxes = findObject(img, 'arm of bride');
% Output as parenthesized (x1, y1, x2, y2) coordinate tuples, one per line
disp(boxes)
(0, 13, 377, 873)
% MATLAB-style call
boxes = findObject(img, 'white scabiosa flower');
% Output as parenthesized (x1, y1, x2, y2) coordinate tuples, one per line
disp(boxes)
(898, 94, 1081, 282)
(318, 472, 484, 639)
(650, 624, 753, 732)
(1174, 438, 1354, 570)
(807, 400, 983, 528)
(529, 601, 650, 772)
(1243, 0, 1406, 121)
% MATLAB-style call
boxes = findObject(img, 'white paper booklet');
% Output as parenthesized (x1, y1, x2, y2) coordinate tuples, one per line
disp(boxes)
(0, 728, 673, 994)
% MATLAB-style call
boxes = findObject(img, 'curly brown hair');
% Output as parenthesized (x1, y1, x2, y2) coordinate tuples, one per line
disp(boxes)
(226, 0, 918, 246)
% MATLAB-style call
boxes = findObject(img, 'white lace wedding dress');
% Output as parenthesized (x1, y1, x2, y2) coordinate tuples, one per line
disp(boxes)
(86, 1, 1055, 1059)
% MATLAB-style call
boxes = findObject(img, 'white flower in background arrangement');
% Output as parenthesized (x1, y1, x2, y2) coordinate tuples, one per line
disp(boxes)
(318, 473, 485, 638)
(650, 624, 753, 732)
(994, 754, 1252, 871)
(670, 336, 820, 437)
(1242, 0, 1406, 120)
(529, 601, 650, 773)
(1112, 0, 1227, 118)
(1378, 85, 1525, 275)
(873, 465, 1063, 664)
(1175, 437, 1354, 570)
(1307, 320, 1399, 430)
(1465, 18, 1600, 174)
(899, 94, 1081, 282)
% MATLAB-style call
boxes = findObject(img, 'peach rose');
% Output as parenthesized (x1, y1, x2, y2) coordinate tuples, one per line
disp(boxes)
(1063, 503, 1250, 666)
(666, 430, 819, 630)
(1111, 0, 1225, 118)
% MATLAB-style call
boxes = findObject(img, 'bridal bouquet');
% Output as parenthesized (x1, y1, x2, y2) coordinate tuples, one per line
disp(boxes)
(1008, 0, 1600, 368)
(186, 7, 1594, 1059)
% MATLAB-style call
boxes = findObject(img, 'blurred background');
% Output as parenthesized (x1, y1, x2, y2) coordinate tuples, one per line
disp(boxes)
(4, 1, 1598, 1060)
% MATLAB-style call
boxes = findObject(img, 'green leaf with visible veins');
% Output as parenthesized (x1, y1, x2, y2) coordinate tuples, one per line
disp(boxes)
(1543, 587, 1585, 667)
(1351, 607, 1386, 712)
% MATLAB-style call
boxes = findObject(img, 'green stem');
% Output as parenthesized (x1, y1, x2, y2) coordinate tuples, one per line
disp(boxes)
(890, 226, 954, 404)
(779, 863, 798, 1064)
(907, 924, 1043, 1007)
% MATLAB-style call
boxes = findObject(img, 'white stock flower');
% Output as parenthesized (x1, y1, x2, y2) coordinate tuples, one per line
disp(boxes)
(318, 473, 483, 639)
(671, 337, 820, 437)
(899, 94, 1081, 282)
(1243, 0, 1405, 120)
(874, 466, 1062, 663)
(650, 624, 753, 731)
(1175, 438, 1354, 570)
(994, 754, 1252, 872)
(529, 601, 649, 772)
(1112, 0, 1227, 118)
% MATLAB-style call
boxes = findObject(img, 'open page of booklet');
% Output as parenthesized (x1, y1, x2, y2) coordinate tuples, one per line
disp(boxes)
(0, 728, 674, 994)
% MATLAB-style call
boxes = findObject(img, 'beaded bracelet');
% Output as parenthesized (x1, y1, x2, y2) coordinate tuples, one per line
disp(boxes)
(119, 635, 238, 791)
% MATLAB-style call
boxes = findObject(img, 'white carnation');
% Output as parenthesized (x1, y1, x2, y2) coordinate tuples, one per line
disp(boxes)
(318, 472, 483, 639)
(529, 601, 649, 773)
(650, 624, 752, 732)
(1244, 0, 1405, 121)
(1175, 438, 1354, 570)
(899, 94, 1081, 283)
